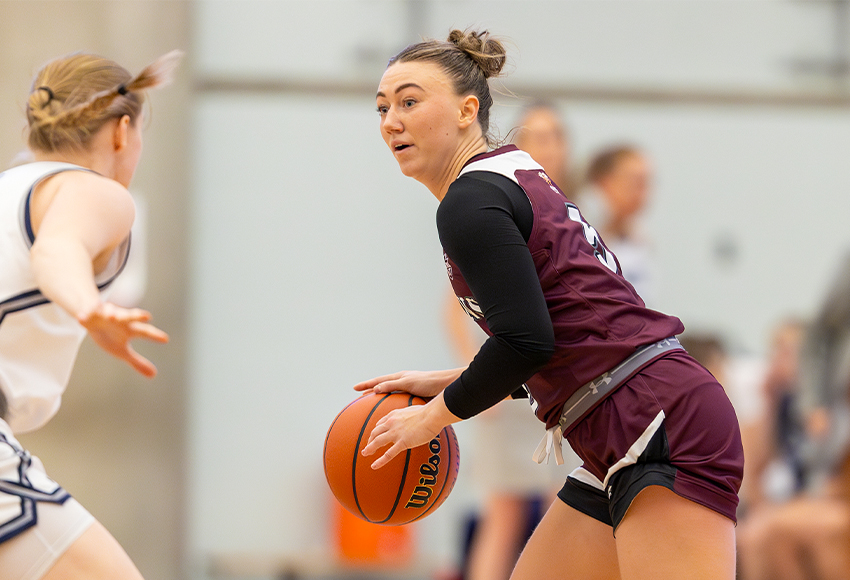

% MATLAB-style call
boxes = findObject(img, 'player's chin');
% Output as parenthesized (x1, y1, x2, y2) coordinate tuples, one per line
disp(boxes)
(393, 157, 420, 179)
(396, 162, 415, 177)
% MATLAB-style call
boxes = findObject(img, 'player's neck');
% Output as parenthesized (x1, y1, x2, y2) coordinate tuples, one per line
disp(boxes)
(429, 138, 488, 202)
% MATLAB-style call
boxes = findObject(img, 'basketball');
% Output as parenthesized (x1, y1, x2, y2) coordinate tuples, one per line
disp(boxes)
(323, 392, 460, 526)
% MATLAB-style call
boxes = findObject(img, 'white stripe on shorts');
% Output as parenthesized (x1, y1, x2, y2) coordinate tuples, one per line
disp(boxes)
(602, 410, 666, 490)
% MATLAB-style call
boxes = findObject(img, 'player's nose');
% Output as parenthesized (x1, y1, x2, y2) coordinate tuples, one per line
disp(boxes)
(382, 106, 403, 133)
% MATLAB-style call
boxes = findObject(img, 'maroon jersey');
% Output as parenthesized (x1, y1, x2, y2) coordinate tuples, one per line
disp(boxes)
(444, 146, 684, 429)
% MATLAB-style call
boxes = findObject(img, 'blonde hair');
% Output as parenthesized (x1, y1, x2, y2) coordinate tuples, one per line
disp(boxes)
(388, 29, 507, 147)
(26, 50, 182, 153)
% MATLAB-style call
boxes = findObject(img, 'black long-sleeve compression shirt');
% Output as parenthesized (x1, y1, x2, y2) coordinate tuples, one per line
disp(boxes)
(437, 170, 556, 419)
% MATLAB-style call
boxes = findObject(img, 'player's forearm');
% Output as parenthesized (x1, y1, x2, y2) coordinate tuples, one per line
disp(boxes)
(31, 238, 101, 322)
(438, 367, 466, 387)
(425, 391, 463, 429)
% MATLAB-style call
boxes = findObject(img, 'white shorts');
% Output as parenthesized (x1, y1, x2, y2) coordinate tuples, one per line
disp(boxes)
(0, 421, 94, 580)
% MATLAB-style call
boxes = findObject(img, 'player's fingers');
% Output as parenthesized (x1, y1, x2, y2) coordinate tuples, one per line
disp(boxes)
(370, 441, 405, 470)
(131, 308, 153, 322)
(129, 321, 169, 343)
(372, 378, 409, 394)
(363, 421, 390, 450)
(124, 347, 158, 378)
(353, 372, 406, 392)
(117, 307, 152, 322)
(353, 377, 388, 392)
(370, 381, 393, 394)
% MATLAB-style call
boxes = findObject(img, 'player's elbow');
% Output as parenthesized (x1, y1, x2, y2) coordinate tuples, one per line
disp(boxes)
(525, 342, 555, 372)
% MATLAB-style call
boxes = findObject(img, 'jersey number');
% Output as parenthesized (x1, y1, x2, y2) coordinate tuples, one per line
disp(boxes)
(565, 203, 619, 274)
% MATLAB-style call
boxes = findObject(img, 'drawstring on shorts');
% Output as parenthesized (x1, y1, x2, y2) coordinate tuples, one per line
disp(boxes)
(532, 337, 684, 465)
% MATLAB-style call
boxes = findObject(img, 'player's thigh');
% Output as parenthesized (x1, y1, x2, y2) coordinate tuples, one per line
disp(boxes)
(41, 520, 143, 580)
(615, 486, 735, 580)
(510, 498, 620, 580)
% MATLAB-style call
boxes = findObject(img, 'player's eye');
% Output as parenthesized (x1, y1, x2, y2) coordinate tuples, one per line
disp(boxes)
(376, 104, 388, 115)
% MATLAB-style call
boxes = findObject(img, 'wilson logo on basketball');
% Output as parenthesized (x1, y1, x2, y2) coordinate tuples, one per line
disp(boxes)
(405, 434, 442, 509)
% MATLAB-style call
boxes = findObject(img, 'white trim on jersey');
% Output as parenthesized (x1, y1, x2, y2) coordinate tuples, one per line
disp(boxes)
(458, 148, 545, 184)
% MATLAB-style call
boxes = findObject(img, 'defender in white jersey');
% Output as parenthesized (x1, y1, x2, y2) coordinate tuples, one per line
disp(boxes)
(0, 51, 179, 580)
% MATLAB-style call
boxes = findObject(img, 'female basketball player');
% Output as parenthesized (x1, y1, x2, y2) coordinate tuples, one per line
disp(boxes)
(0, 51, 178, 580)
(356, 30, 743, 580)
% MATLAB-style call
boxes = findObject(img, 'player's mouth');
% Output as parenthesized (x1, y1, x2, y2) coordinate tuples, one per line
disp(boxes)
(392, 142, 412, 153)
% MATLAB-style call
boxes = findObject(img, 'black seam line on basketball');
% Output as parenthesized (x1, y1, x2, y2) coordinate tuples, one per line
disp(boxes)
(375, 394, 417, 524)
(352, 393, 392, 523)
(412, 426, 454, 522)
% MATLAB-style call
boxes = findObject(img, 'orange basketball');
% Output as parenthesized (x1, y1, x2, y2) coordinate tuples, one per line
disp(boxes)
(323, 392, 460, 526)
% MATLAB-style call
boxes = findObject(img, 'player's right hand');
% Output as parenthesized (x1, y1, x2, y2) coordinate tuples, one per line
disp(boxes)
(353, 368, 464, 399)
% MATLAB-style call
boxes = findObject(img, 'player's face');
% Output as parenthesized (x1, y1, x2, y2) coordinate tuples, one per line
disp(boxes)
(376, 61, 468, 185)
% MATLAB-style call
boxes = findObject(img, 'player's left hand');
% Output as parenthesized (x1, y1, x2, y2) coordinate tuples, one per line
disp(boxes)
(361, 392, 460, 470)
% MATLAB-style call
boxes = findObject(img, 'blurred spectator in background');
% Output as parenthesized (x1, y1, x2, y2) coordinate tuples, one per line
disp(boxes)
(510, 101, 573, 197)
(446, 101, 577, 580)
(736, 268, 850, 580)
(580, 145, 655, 305)
(799, 253, 850, 493)
(739, 319, 808, 510)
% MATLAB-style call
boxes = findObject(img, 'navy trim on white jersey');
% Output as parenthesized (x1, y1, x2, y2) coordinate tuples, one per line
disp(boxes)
(0, 433, 69, 544)
(0, 254, 129, 327)
(0, 289, 49, 326)
(21, 190, 35, 246)
(15, 165, 98, 249)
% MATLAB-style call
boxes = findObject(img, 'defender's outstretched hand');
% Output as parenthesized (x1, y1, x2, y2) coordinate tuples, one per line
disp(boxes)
(78, 302, 169, 377)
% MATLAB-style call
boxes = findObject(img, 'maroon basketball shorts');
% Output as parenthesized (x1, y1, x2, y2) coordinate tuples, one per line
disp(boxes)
(558, 350, 743, 531)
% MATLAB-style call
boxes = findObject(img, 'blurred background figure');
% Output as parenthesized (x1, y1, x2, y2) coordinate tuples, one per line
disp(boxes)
(740, 318, 808, 511)
(736, 291, 850, 580)
(580, 145, 655, 305)
(511, 101, 573, 197)
(444, 100, 577, 580)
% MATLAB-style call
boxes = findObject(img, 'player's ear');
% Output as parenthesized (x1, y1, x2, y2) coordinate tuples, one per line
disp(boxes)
(458, 95, 479, 130)
(113, 115, 131, 151)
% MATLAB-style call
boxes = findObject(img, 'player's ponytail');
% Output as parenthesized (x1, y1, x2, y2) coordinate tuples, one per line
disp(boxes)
(388, 29, 507, 147)
(27, 50, 182, 153)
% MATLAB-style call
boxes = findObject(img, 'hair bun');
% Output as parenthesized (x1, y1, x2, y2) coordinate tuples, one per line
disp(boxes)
(447, 29, 506, 79)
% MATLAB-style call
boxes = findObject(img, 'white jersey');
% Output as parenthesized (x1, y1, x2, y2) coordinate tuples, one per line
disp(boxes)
(0, 162, 129, 434)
